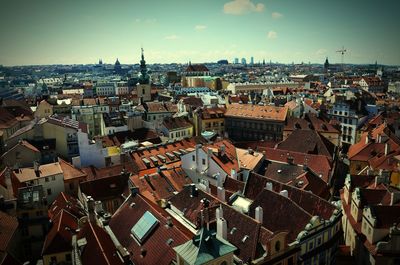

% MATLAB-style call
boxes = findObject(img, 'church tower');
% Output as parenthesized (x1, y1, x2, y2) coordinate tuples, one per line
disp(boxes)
(136, 48, 151, 102)
(324, 57, 330, 74)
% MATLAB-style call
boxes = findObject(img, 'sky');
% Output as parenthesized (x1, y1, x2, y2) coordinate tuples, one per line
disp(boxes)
(0, 0, 399, 66)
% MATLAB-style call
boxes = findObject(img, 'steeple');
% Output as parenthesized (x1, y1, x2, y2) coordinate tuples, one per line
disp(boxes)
(138, 48, 150, 84)
(324, 57, 330, 73)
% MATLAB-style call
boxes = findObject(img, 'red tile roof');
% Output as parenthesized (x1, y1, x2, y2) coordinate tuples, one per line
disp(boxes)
(185, 64, 209, 72)
(48, 192, 86, 221)
(109, 194, 192, 265)
(58, 158, 87, 181)
(163, 117, 193, 131)
(42, 209, 78, 256)
(225, 104, 288, 122)
(77, 222, 124, 265)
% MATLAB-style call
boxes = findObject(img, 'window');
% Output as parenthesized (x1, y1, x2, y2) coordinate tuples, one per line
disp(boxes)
(45, 177, 49, 182)
(51, 256, 57, 264)
(66, 254, 71, 261)
(317, 237, 322, 246)
(368, 227, 371, 235)
(309, 241, 314, 250)
(69, 182, 74, 190)
(47, 188, 52, 195)
(52, 176, 55, 181)
(202, 159, 206, 165)
(192, 155, 195, 162)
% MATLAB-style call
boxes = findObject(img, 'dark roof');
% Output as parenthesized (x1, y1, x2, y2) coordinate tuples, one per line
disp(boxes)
(163, 117, 193, 131)
(77, 222, 124, 265)
(185, 64, 209, 72)
(48, 192, 86, 221)
(0, 211, 18, 252)
(368, 205, 400, 229)
(42, 209, 78, 255)
(277, 129, 335, 159)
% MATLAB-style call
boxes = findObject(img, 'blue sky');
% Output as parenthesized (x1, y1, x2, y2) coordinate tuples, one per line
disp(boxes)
(0, 0, 399, 65)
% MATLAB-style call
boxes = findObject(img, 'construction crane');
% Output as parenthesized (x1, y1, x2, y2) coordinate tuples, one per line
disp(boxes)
(336, 46, 347, 72)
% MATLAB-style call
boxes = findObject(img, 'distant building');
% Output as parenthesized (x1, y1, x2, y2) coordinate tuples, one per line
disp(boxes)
(225, 103, 288, 141)
(250, 56, 254, 65)
(241, 57, 246, 65)
(136, 48, 152, 102)
(234, 58, 239, 64)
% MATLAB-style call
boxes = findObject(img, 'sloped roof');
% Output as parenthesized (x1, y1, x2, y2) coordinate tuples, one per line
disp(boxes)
(0, 211, 18, 253)
(42, 209, 78, 255)
(58, 158, 87, 181)
(225, 104, 287, 122)
(77, 222, 124, 265)
(109, 194, 191, 265)
(174, 228, 236, 265)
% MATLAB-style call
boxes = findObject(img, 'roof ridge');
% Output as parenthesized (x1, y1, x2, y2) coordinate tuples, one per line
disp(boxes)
(89, 222, 112, 265)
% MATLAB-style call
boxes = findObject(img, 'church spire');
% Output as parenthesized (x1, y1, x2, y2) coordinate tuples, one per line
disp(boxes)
(138, 48, 150, 84)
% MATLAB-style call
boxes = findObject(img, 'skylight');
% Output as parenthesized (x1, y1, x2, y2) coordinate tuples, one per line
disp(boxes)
(131, 211, 159, 243)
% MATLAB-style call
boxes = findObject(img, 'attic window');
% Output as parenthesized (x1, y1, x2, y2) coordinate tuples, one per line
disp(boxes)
(166, 238, 174, 245)
(230, 227, 237, 235)
(241, 235, 249, 243)
(130, 211, 159, 243)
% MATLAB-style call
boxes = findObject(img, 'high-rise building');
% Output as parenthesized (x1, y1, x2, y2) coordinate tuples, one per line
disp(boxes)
(241, 58, 246, 65)
(250, 56, 254, 65)
(234, 58, 239, 64)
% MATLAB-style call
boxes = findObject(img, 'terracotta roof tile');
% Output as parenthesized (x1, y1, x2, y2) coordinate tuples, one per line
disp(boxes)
(225, 103, 288, 122)
(0, 211, 18, 252)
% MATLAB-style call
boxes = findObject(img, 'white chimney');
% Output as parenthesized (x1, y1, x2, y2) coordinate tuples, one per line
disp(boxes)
(216, 205, 223, 219)
(217, 217, 227, 240)
(94, 201, 103, 213)
(266, 182, 273, 191)
(280, 190, 288, 198)
(217, 186, 226, 202)
(255, 206, 263, 223)
(385, 143, 390, 156)
(231, 169, 237, 180)
(216, 172, 223, 187)
(365, 135, 369, 144)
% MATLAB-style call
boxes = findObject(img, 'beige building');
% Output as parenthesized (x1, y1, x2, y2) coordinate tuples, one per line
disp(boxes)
(34, 100, 53, 119)
(0, 140, 41, 167)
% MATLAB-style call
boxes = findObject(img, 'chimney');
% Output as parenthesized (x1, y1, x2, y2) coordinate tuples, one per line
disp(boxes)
(216, 205, 223, 219)
(248, 147, 254, 155)
(217, 187, 226, 202)
(265, 182, 273, 191)
(280, 190, 288, 198)
(87, 197, 96, 222)
(166, 216, 173, 227)
(94, 201, 103, 213)
(33, 161, 40, 178)
(190, 184, 198, 197)
(287, 156, 294, 165)
(385, 143, 390, 156)
(130, 186, 139, 197)
(255, 206, 263, 223)
(216, 172, 223, 187)
(219, 145, 226, 156)
(231, 169, 237, 180)
(217, 218, 227, 240)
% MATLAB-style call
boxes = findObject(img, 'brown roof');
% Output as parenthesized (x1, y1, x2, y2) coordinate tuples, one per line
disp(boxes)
(48, 192, 86, 221)
(13, 162, 63, 183)
(0, 107, 18, 129)
(0, 211, 18, 252)
(42, 209, 78, 255)
(368, 205, 400, 229)
(225, 103, 288, 122)
(163, 117, 193, 131)
(47, 114, 88, 133)
(78, 222, 124, 265)
(109, 194, 191, 265)
(169, 186, 273, 262)
(185, 64, 209, 72)
(277, 129, 335, 160)
(58, 158, 87, 181)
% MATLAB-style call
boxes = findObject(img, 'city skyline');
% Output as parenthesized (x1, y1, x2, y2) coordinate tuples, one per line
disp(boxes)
(1, 0, 399, 66)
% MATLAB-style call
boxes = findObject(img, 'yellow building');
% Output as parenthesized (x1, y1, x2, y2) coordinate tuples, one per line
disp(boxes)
(34, 100, 53, 119)
(193, 106, 226, 136)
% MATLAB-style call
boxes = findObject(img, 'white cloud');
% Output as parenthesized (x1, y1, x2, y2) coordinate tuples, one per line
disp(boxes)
(316, 48, 327, 55)
(195, 25, 207, 31)
(271, 12, 283, 19)
(164, 35, 179, 40)
(267, 30, 277, 39)
(223, 0, 265, 15)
